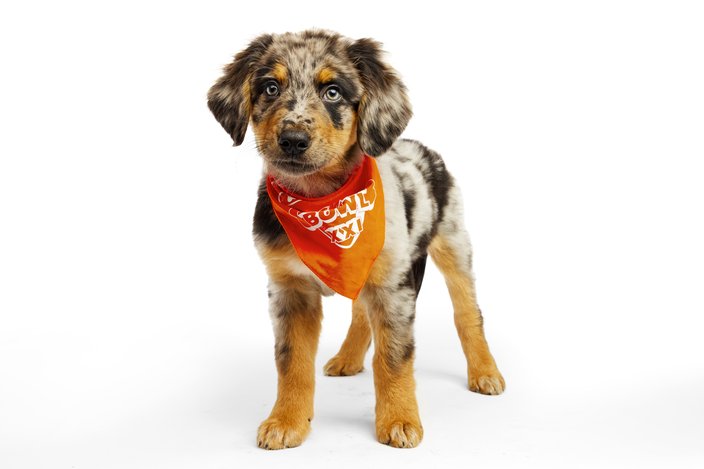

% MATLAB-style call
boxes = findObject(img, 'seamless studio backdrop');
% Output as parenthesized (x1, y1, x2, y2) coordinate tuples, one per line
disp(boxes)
(1, 1, 703, 468)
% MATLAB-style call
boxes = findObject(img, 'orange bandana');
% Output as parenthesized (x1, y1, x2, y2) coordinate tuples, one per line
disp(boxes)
(266, 156, 385, 299)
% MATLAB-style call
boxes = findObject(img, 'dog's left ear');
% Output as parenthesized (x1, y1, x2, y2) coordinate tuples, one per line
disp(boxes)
(208, 34, 273, 146)
(347, 38, 413, 157)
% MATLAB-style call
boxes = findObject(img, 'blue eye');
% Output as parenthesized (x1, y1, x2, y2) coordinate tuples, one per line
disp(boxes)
(323, 85, 341, 102)
(265, 82, 279, 97)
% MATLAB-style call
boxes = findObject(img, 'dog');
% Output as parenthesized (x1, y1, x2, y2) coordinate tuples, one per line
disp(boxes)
(207, 29, 505, 450)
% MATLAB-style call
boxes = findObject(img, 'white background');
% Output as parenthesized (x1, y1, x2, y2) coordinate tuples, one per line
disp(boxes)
(1, 1, 703, 468)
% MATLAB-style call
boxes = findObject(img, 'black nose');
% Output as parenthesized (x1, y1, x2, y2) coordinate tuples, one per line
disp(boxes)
(278, 130, 310, 157)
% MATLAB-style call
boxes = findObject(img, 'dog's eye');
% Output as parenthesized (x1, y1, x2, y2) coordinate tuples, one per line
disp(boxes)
(265, 82, 280, 97)
(322, 85, 342, 102)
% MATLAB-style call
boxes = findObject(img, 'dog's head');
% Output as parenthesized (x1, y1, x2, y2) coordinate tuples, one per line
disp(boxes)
(208, 30, 411, 189)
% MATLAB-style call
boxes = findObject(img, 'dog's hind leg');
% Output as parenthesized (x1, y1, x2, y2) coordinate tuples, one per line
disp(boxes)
(428, 209, 505, 395)
(324, 300, 372, 376)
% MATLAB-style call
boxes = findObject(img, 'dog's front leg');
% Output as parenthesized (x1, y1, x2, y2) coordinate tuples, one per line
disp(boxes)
(257, 284, 322, 450)
(361, 285, 423, 448)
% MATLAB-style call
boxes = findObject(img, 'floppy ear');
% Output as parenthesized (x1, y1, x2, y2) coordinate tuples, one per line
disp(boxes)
(347, 38, 413, 156)
(207, 34, 273, 146)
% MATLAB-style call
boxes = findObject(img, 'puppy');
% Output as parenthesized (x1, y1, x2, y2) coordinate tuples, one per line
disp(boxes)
(208, 30, 504, 450)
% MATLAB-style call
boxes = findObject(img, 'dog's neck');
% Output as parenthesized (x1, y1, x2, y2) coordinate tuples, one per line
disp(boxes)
(266, 145, 365, 198)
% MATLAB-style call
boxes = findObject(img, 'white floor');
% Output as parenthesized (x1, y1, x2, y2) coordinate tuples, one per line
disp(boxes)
(2, 267, 703, 469)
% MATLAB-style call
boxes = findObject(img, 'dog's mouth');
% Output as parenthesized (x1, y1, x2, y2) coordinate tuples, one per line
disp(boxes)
(271, 157, 321, 175)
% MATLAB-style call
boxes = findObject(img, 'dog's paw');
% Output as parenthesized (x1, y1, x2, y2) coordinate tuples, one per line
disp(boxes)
(323, 354, 364, 376)
(469, 371, 505, 395)
(376, 419, 423, 448)
(257, 416, 311, 450)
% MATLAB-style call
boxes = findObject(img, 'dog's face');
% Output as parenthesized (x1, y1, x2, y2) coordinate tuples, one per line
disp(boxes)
(208, 30, 412, 188)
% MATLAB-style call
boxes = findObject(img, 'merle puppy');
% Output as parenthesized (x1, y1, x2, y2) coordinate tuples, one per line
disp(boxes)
(208, 29, 504, 450)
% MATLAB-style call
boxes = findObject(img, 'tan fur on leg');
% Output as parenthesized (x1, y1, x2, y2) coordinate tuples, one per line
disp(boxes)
(428, 236, 505, 395)
(362, 288, 423, 448)
(371, 325, 423, 448)
(257, 244, 324, 450)
(257, 292, 322, 449)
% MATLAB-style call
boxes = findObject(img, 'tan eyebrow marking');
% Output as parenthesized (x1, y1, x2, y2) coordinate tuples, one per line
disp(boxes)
(272, 63, 288, 84)
(317, 67, 336, 84)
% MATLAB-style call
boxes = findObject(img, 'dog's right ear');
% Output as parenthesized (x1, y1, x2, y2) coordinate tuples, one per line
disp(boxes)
(207, 34, 274, 146)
